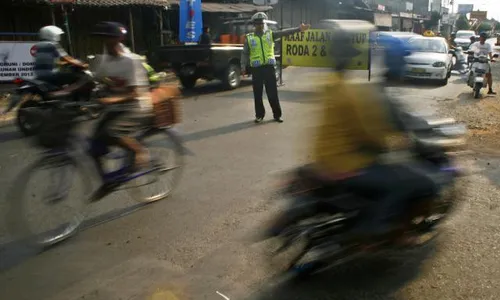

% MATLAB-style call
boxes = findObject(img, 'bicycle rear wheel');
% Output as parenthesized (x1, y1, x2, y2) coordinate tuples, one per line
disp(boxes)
(128, 129, 184, 203)
(6, 152, 92, 248)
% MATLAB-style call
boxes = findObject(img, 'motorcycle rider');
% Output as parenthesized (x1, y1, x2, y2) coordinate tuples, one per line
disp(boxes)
(90, 21, 153, 177)
(378, 33, 412, 82)
(448, 32, 456, 49)
(470, 32, 496, 95)
(34, 25, 89, 97)
(260, 27, 440, 245)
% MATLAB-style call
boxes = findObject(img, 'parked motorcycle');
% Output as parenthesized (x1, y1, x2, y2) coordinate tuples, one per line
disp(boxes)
(466, 51, 497, 99)
(264, 113, 467, 280)
(5, 63, 100, 136)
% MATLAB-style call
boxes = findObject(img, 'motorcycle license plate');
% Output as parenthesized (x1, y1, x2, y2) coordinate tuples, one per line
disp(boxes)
(412, 68, 426, 73)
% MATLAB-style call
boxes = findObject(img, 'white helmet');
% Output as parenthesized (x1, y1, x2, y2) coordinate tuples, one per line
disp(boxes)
(39, 26, 64, 42)
(251, 12, 268, 23)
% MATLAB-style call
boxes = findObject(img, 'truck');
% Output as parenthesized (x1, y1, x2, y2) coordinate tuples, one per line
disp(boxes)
(150, 18, 283, 90)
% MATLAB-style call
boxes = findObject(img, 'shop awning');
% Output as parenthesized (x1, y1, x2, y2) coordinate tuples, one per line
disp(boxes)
(167, 1, 272, 13)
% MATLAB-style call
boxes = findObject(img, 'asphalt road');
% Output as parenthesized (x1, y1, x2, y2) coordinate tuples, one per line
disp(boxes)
(1, 65, 499, 300)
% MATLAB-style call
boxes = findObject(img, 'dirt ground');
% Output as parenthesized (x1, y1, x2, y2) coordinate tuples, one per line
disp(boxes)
(439, 70, 500, 156)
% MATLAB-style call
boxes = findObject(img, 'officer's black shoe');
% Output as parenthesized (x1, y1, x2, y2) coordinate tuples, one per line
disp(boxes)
(255, 117, 264, 123)
(274, 118, 284, 123)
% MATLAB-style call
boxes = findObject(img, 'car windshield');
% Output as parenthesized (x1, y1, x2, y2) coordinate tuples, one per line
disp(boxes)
(408, 38, 447, 53)
(456, 32, 474, 39)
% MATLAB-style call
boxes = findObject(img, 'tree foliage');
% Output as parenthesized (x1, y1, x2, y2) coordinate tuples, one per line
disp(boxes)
(455, 15, 470, 30)
(477, 22, 492, 33)
(424, 11, 441, 29)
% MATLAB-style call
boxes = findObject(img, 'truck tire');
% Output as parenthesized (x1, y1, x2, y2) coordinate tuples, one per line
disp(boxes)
(223, 64, 241, 90)
(180, 76, 197, 89)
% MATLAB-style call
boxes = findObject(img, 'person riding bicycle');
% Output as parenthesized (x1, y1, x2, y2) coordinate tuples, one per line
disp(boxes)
(90, 21, 153, 178)
(470, 32, 496, 95)
(34, 25, 89, 98)
(261, 23, 439, 244)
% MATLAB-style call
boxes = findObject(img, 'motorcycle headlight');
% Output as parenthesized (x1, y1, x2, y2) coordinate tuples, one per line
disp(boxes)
(432, 62, 446, 67)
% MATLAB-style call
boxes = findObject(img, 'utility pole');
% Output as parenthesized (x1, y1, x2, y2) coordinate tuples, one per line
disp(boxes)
(411, 0, 415, 32)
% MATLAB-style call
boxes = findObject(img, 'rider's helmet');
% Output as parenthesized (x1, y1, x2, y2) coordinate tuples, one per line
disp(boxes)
(251, 12, 268, 24)
(479, 32, 488, 40)
(318, 20, 376, 72)
(381, 35, 411, 82)
(39, 25, 64, 42)
(450, 32, 456, 39)
(91, 21, 128, 41)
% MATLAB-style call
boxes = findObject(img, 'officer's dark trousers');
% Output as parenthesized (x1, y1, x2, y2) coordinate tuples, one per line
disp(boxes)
(251, 65, 282, 119)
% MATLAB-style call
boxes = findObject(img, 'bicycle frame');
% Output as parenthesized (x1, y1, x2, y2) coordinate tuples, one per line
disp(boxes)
(88, 126, 190, 202)
(41, 124, 190, 203)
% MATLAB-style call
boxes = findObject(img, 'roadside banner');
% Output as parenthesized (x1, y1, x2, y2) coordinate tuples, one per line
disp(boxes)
(282, 29, 370, 70)
(179, 0, 203, 43)
(0, 42, 36, 81)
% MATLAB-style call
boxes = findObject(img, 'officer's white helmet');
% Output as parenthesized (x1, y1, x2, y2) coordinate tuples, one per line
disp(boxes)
(39, 26, 65, 42)
(251, 12, 268, 23)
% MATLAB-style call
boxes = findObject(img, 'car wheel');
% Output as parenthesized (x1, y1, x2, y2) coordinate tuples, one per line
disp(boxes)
(223, 63, 241, 90)
(439, 76, 448, 86)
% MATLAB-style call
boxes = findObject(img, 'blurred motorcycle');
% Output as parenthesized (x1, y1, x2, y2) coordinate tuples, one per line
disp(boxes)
(5, 62, 100, 136)
(264, 113, 468, 279)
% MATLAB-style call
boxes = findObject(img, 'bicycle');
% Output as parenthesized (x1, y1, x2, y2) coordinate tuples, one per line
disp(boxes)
(6, 99, 190, 248)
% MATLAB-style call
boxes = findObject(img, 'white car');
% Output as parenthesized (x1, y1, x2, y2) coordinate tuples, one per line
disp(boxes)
(404, 36, 453, 85)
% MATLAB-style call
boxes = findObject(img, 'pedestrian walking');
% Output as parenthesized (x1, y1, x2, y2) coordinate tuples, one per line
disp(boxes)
(241, 12, 310, 123)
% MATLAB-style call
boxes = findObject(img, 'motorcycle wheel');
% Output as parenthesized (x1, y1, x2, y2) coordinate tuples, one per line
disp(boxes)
(16, 96, 43, 136)
(474, 83, 481, 99)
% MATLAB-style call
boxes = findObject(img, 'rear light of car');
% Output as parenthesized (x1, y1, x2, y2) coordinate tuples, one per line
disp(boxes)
(13, 78, 23, 85)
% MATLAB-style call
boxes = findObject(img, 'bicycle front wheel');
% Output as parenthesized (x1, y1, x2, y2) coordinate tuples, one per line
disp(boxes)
(6, 152, 92, 248)
(128, 128, 184, 203)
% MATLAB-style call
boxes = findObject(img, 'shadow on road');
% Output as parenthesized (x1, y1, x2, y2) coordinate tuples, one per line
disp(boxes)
(183, 120, 258, 142)
(0, 128, 23, 143)
(0, 202, 150, 272)
(250, 244, 436, 300)
(400, 79, 447, 89)
(217, 89, 318, 103)
(181, 80, 253, 98)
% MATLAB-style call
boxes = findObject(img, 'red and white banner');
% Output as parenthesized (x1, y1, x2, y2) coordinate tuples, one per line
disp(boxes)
(0, 42, 37, 81)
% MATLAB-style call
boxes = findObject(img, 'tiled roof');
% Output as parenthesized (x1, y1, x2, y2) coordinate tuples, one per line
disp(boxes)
(168, 0, 272, 12)
(47, 0, 170, 6)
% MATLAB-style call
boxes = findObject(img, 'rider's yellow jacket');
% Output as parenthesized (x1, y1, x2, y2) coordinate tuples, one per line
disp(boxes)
(312, 73, 406, 176)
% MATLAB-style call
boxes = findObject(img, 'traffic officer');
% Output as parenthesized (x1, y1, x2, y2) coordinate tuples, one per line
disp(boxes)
(241, 12, 310, 123)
